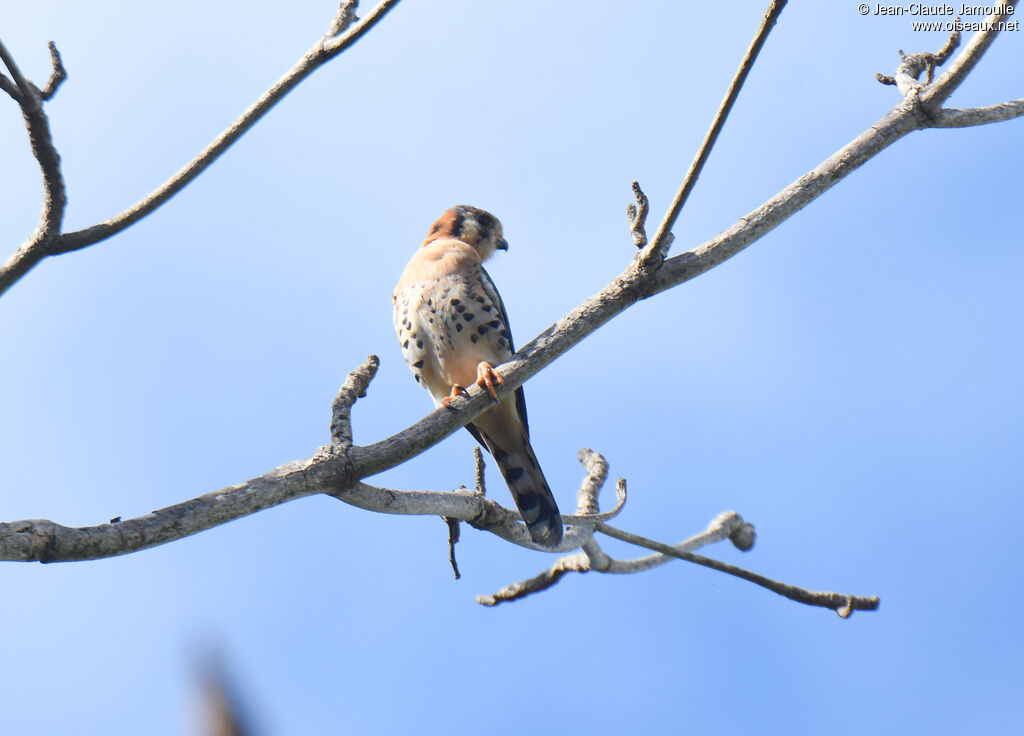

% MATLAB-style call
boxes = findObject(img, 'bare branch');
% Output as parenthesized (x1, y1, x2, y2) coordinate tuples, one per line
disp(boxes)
(0, 456, 325, 562)
(591, 511, 751, 575)
(335, 483, 595, 551)
(39, 41, 67, 100)
(476, 552, 590, 606)
(564, 478, 628, 526)
(639, 0, 788, 274)
(876, 28, 962, 98)
(329, 355, 380, 450)
(0, 470, 523, 563)
(0, 441, 616, 563)
(625, 181, 649, 248)
(923, 1, 1019, 108)
(580, 537, 612, 573)
(596, 522, 878, 616)
(444, 516, 461, 579)
(0, 38, 35, 104)
(0, 0, 403, 299)
(476, 460, 758, 608)
(55, 0, 401, 254)
(475, 449, 617, 604)
(479, 512, 759, 608)
(928, 98, 1024, 128)
(0, 40, 68, 281)
(576, 448, 607, 515)
(472, 446, 486, 495)
(0, 72, 19, 101)
(327, 0, 361, 37)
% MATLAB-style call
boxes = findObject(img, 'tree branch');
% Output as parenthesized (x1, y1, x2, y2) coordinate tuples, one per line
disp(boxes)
(638, 0, 787, 273)
(625, 181, 649, 248)
(329, 355, 380, 451)
(54, 0, 399, 254)
(0, 38, 69, 275)
(0, 72, 20, 101)
(477, 455, 865, 614)
(0, 38, 35, 104)
(922, 2, 1019, 109)
(875, 27, 961, 97)
(594, 523, 878, 617)
(477, 512, 751, 607)
(0, 0, 402, 298)
(39, 41, 67, 101)
(928, 98, 1024, 128)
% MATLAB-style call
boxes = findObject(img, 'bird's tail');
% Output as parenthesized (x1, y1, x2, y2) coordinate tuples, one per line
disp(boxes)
(481, 431, 563, 547)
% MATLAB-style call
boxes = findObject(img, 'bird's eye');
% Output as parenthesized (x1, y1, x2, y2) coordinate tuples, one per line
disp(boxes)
(476, 213, 493, 229)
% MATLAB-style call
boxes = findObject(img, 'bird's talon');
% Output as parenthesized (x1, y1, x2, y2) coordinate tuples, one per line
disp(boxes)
(475, 362, 503, 401)
(442, 384, 469, 407)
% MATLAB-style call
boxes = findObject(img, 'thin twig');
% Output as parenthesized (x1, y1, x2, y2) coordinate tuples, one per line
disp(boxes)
(329, 355, 380, 450)
(473, 446, 486, 495)
(590, 512, 752, 574)
(596, 522, 878, 616)
(40, 42, 67, 100)
(444, 516, 461, 579)
(639, 0, 787, 272)
(923, 1, 1019, 108)
(576, 448, 607, 514)
(562, 478, 628, 525)
(0, 39, 34, 103)
(626, 181, 649, 248)
(476, 552, 589, 606)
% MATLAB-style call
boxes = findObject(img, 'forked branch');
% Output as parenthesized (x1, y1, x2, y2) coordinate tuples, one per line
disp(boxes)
(479, 452, 876, 616)
(0, 0, 402, 298)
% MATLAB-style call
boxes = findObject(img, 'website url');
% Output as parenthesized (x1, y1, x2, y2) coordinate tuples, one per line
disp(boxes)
(911, 18, 1020, 29)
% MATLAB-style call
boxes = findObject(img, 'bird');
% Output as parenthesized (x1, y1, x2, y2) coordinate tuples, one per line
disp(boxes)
(393, 205, 563, 547)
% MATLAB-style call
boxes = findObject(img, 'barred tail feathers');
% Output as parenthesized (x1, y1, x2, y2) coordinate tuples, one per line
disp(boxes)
(480, 430, 562, 547)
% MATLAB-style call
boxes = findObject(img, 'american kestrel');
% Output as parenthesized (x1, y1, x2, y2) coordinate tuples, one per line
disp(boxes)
(393, 205, 563, 547)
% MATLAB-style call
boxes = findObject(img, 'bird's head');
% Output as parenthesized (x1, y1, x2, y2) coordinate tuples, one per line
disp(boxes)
(422, 205, 508, 260)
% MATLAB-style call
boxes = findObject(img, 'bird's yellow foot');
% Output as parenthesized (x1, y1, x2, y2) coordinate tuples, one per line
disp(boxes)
(475, 362, 503, 400)
(441, 384, 470, 407)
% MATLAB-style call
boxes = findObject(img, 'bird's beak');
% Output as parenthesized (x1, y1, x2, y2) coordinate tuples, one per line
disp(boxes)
(495, 236, 509, 251)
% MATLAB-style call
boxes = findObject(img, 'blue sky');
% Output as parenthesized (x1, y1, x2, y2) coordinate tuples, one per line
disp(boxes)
(1, 1, 1021, 733)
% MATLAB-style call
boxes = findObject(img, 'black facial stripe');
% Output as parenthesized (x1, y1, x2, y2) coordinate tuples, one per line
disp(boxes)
(450, 210, 465, 239)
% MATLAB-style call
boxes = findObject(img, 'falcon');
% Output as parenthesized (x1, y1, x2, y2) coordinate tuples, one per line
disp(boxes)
(393, 205, 563, 547)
